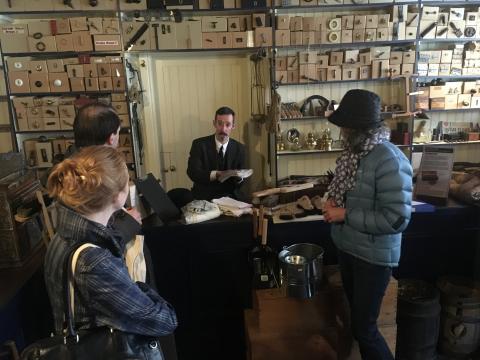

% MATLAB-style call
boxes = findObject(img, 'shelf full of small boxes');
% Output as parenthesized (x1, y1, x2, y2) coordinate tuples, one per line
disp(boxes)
(0, 17, 123, 55)
(274, 5, 419, 47)
(275, 45, 415, 84)
(418, 5, 480, 40)
(122, 13, 271, 51)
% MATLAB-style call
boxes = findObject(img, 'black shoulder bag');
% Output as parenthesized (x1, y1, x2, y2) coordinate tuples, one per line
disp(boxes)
(21, 243, 164, 360)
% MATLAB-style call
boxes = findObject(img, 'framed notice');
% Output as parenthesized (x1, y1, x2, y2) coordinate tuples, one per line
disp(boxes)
(415, 147, 454, 206)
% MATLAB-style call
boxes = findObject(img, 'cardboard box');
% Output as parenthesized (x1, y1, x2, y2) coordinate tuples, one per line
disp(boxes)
(290, 17, 303, 32)
(152, 22, 176, 50)
(353, 15, 366, 29)
(28, 36, 57, 52)
(232, 32, 248, 48)
(202, 33, 218, 48)
(111, 101, 128, 115)
(290, 31, 302, 45)
(49, 72, 70, 92)
(302, 31, 316, 46)
(0, 25, 29, 53)
(69, 78, 85, 92)
(228, 17, 240, 32)
(176, 20, 202, 49)
(252, 13, 266, 28)
(123, 22, 151, 51)
(6, 57, 30, 72)
(458, 94, 471, 108)
(341, 30, 352, 43)
(70, 17, 89, 32)
(327, 66, 341, 81)
(342, 15, 354, 30)
(201, 16, 228, 32)
(429, 85, 446, 98)
(47, 59, 64, 73)
(329, 51, 343, 66)
(445, 94, 458, 109)
(99, 77, 113, 91)
(275, 30, 290, 46)
(58, 105, 75, 118)
(352, 29, 364, 42)
(287, 70, 299, 83)
(317, 55, 328, 68)
(112, 77, 126, 92)
(29, 73, 50, 93)
(119, 115, 130, 128)
(401, 63, 414, 75)
(366, 15, 378, 29)
(276, 15, 290, 31)
(85, 77, 99, 91)
(275, 70, 287, 84)
(73, 31, 94, 52)
(360, 65, 371, 79)
(299, 64, 317, 83)
(316, 67, 327, 82)
(254, 27, 272, 47)
(43, 118, 60, 131)
(342, 65, 359, 80)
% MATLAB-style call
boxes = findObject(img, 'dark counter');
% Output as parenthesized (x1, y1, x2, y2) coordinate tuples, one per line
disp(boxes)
(144, 204, 480, 360)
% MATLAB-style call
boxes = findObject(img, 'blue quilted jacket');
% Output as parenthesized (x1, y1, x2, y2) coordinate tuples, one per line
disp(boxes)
(330, 141, 413, 267)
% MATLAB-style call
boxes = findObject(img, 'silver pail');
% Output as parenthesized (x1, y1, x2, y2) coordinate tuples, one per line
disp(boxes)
(278, 243, 324, 299)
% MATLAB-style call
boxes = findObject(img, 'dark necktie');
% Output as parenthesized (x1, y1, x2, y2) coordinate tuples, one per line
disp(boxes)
(218, 145, 225, 170)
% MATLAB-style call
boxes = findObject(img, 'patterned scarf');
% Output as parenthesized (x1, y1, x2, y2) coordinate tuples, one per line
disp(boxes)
(328, 126, 391, 207)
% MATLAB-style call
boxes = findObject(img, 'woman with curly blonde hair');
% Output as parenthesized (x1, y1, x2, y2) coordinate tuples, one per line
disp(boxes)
(44, 146, 177, 344)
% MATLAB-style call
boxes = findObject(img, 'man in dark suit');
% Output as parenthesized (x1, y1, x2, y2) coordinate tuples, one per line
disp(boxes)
(187, 106, 246, 201)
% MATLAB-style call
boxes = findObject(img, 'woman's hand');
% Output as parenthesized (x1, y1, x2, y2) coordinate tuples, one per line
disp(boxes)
(322, 199, 346, 223)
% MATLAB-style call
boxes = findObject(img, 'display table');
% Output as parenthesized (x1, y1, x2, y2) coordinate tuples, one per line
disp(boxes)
(144, 202, 480, 360)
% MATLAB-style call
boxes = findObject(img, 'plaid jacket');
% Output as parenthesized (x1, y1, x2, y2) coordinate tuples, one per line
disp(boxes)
(44, 203, 178, 337)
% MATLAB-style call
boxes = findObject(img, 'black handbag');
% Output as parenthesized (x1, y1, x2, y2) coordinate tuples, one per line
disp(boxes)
(21, 243, 164, 360)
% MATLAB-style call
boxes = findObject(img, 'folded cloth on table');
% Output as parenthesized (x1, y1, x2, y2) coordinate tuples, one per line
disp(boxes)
(218, 204, 253, 217)
(213, 197, 252, 209)
(182, 200, 222, 224)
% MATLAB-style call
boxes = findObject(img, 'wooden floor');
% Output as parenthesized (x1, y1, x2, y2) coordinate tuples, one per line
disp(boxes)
(245, 266, 398, 360)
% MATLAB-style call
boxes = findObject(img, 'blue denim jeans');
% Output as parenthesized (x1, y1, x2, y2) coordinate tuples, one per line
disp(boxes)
(338, 250, 394, 360)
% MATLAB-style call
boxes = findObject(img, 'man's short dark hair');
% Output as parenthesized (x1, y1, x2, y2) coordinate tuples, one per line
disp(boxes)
(74, 103, 121, 148)
(215, 106, 235, 118)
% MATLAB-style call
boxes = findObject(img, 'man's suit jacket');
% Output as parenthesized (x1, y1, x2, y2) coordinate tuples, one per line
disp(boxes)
(187, 134, 246, 201)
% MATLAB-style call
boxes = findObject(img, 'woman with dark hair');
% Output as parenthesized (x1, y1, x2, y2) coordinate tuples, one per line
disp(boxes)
(322, 89, 412, 360)
(45, 146, 177, 343)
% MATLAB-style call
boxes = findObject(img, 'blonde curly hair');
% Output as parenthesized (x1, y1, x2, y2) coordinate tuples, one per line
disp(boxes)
(47, 145, 129, 215)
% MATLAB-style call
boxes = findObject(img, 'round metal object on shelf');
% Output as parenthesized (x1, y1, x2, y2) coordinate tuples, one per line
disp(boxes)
(35, 42, 46, 52)
(33, 32, 43, 39)
(35, 65, 43, 71)
(286, 128, 300, 143)
(34, 81, 43, 88)
(53, 79, 62, 87)
(14, 79, 23, 86)
(328, 31, 340, 43)
(464, 27, 476, 38)
(328, 18, 340, 31)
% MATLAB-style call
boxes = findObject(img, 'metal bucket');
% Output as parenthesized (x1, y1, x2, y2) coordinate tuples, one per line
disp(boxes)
(278, 243, 324, 299)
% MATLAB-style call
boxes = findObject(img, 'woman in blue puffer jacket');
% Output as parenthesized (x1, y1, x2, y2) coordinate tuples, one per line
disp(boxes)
(322, 89, 413, 360)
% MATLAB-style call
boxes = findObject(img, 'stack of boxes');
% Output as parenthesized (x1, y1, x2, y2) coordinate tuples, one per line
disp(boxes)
(275, 7, 418, 47)
(419, 6, 480, 39)
(417, 43, 480, 77)
(122, 14, 270, 50)
(7, 56, 126, 95)
(276, 46, 415, 83)
(0, 17, 122, 54)
(415, 81, 480, 110)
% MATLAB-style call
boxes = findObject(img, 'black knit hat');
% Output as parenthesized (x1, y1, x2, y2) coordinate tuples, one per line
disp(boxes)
(328, 89, 383, 129)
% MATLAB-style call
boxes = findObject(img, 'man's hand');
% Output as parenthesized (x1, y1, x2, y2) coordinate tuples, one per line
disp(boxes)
(125, 207, 142, 224)
(322, 199, 346, 223)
